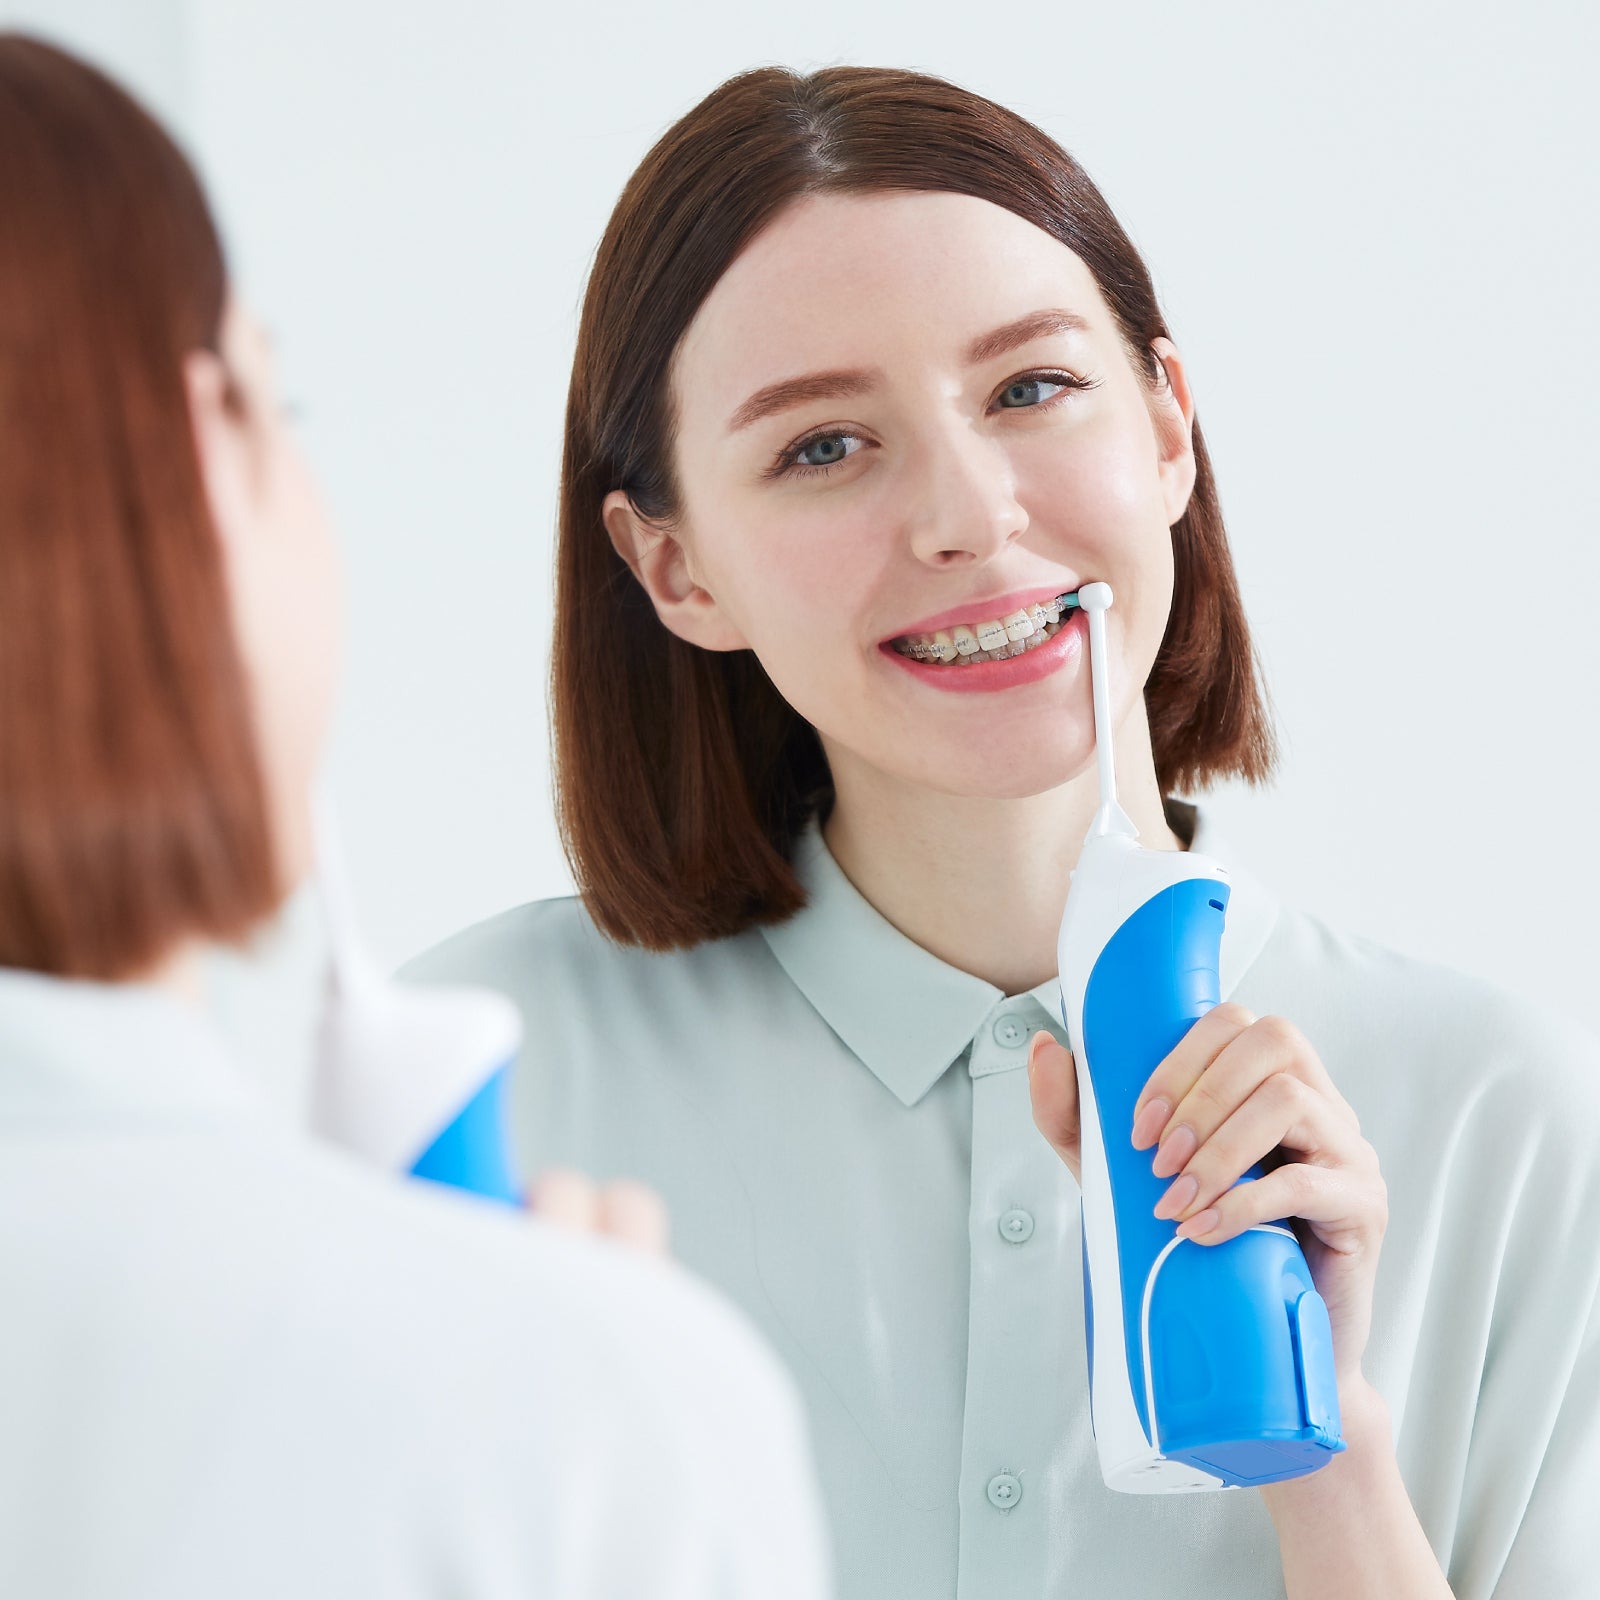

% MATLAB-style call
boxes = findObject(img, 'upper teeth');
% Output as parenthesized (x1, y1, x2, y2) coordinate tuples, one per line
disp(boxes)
(895, 597, 1071, 663)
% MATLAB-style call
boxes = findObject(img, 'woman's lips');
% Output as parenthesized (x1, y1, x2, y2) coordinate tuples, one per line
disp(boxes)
(879, 605, 1086, 693)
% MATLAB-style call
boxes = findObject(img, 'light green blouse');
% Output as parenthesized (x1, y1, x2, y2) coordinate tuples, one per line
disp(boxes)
(401, 800, 1600, 1599)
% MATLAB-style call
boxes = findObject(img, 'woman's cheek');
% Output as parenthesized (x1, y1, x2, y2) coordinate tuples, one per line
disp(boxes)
(1022, 426, 1156, 544)
(761, 502, 891, 631)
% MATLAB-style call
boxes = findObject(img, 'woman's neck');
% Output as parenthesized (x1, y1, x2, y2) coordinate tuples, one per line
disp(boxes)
(821, 707, 1184, 997)
(138, 941, 208, 1007)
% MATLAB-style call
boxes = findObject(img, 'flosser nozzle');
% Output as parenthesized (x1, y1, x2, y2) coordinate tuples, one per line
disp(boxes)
(1077, 582, 1139, 841)
(310, 784, 524, 1204)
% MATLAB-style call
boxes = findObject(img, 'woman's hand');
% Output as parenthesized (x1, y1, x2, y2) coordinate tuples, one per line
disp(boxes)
(526, 1168, 672, 1257)
(1027, 1002, 1388, 1391)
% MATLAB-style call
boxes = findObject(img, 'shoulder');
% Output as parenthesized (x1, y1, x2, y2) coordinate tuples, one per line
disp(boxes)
(1244, 902, 1600, 1151)
(39, 1112, 808, 1456)
(14, 1124, 820, 1592)
(400, 893, 607, 976)
(168, 1132, 816, 1525)
(298, 1151, 824, 1585)
(396, 893, 784, 1032)
(273, 1134, 804, 1410)
(1258, 901, 1598, 1072)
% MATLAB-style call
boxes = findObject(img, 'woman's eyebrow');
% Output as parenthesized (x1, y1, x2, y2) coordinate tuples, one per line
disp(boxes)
(725, 306, 1090, 435)
(726, 368, 879, 435)
(966, 306, 1089, 365)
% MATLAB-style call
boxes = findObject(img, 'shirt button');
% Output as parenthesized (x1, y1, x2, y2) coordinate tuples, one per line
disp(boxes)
(986, 1472, 1023, 1510)
(991, 1013, 1030, 1048)
(998, 1207, 1035, 1244)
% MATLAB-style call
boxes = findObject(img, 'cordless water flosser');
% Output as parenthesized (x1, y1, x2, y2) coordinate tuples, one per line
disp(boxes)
(1055, 582, 1345, 1492)
(308, 790, 524, 1205)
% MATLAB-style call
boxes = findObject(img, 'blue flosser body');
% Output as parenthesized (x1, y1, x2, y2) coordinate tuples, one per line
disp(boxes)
(308, 792, 523, 1206)
(1056, 582, 1345, 1493)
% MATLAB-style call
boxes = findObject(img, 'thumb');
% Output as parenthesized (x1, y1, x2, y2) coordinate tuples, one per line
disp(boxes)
(1027, 1028, 1082, 1183)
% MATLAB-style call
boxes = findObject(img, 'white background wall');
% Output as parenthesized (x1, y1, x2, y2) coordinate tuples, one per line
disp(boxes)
(6, 0, 1597, 1042)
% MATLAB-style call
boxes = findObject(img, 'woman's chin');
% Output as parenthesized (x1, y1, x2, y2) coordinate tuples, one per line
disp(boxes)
(850, 744, 1099, 804)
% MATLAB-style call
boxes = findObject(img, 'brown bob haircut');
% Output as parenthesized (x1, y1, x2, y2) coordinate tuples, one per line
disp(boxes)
(0, 34, 278, 980)
(556, 64, 1278, 951)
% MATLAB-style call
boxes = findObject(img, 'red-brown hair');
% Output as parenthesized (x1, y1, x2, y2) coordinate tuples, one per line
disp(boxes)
(554, 65, 1279, 951)
(0, 33, 279, 979)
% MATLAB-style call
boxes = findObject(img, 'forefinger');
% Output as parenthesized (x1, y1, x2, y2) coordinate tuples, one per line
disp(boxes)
(1129, 1002, 1258, 1149)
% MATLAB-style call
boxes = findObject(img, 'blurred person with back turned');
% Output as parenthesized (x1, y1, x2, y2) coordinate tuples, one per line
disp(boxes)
(0, 32, 832, 1600)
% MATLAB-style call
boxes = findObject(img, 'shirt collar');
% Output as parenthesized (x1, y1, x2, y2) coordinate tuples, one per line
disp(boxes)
(0, 965, 270, 1124)
(758, 801, 1280, 1109)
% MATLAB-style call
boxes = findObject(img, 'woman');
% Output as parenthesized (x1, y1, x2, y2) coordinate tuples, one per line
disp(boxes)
(0, 34, 830, 1599)
(405, 65, 1600, 1599)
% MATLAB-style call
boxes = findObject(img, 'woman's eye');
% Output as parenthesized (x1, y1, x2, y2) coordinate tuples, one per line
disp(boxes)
(791, 432, 862, 471)
(997, 374, 1069, 408)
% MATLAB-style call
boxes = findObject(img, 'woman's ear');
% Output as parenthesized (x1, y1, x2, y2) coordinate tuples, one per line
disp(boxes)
(601, 489, 749, 651)
(1148, 336, 1197, 527)
(182, 347, 254, 560)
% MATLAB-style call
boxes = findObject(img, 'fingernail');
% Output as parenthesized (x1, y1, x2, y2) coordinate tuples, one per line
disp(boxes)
(1151, 1123, 1196, 1179)
(1153, 1173, 1198, 1220)
(1178, 1209, 1219, 1240)
(1131, 1097, 1169, 1149)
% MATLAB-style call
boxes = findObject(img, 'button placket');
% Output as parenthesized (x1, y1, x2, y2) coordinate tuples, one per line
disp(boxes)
(957, 1012, 1083, 1593)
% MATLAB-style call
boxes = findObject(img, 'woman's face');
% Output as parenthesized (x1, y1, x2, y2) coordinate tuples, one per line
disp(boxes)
(187, 297, 343, 891)
(607, 189, 1195, 804)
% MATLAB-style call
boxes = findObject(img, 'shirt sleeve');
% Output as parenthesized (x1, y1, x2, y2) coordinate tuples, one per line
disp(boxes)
(1435, 1001, 1600, 1599)
(1488, 1286, 1600, 1597)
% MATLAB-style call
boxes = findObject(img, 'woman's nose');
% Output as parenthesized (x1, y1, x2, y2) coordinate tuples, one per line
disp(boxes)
(902, 420, 1029, 566)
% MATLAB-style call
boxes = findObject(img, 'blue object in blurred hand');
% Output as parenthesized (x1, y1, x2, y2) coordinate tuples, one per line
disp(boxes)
(309, 789, 523, 1206)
